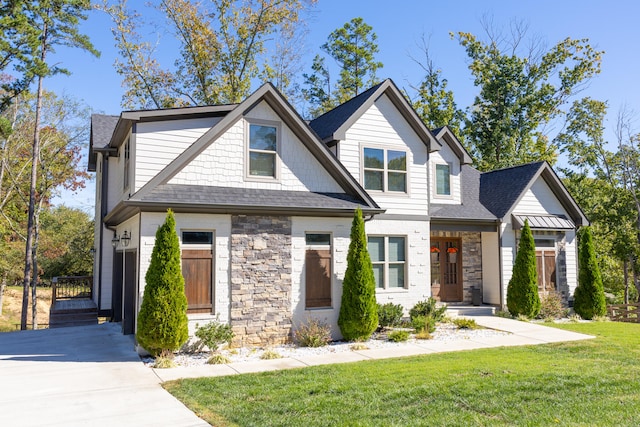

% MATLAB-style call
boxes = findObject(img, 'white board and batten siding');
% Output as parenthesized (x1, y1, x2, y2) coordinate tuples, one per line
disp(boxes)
(291, 217, 352, 340)
(169, 101, 344, 193)
(339, 94, 429, 215)
(134, 117, 222, 192)
(428, 141, 462, 205)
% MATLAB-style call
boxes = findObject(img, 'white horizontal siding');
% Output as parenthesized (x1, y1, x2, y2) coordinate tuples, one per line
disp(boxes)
(565, 230, 578, 295)
(513, 177, 570, 217)
(134, 117, 221, 192)
(429, 143, 461, 205)
(340, 94, 429, 215)
(481, 231, 501, 305)
(170, 101, 343, 193)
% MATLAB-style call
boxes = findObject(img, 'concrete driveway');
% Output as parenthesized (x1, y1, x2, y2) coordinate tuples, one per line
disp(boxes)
(0, 323, 209, 427)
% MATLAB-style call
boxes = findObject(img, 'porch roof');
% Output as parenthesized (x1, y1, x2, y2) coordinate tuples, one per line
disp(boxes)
(512, 214, 575, 230)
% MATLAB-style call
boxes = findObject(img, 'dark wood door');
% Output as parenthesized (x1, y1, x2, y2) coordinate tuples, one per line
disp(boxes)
(430, 238, 462, 302)
(182, 249, 213, 313)
(305, 249, 332, 308)
(536, 251, 556, 294)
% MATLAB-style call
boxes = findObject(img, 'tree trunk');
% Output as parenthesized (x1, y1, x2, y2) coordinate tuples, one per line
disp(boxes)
(31, 210, 41, 330)
(624, 258, 630, 304)
(20, 20, 47, 331)
(0, 272, 6, 317)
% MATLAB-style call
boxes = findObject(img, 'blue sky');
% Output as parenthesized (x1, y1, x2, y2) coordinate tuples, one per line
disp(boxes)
(46, 0, 640, 210)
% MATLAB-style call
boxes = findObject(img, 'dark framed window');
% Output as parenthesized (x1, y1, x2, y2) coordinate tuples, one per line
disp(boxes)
(249, 124, 277, 177)
(436, 164, 451, 196)
(368, 236, 406, 289)
(363, 147, 407, 192)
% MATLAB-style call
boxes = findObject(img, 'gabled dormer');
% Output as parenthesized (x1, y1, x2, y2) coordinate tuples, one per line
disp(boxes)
(309, 79, 440, 215)
(429, 126, 473, 205)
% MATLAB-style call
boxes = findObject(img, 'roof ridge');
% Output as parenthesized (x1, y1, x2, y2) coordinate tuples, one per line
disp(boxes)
(481, 160, 545, 175)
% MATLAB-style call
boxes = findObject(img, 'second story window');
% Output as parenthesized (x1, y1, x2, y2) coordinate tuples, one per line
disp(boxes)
(123, 138, 130, 191)
(363, 147, 407, 192)
(435, 163, 451, 196)
(248, 123, 278, 178)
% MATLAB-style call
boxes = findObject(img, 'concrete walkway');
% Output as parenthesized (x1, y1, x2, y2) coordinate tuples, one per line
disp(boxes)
(0, 323, 209, 427)
(153, 313, 595, 382)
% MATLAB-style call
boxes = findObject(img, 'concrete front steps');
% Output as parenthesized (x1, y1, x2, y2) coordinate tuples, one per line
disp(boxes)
(49, 299, 98, 328)
(446, 304, 497, 317)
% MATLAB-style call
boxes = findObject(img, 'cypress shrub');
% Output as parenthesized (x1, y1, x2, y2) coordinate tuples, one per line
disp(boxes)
(507, 220, 541, 317)
(136, 210, 189, 356)
(574, 227, 607, 319)
(338, 207, 378, 340)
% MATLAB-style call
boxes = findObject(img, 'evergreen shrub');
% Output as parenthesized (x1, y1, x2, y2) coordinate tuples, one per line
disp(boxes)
(574, 227, 607, 319)
(377, 302, 404, 327)
(338, 208, 378, 341)
(136, 210, 189, 356)
(506, 220, 541, 317)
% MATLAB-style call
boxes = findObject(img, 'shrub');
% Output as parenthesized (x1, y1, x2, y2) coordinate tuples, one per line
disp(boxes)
(207, 354, 231, 364)
(412, 315, 436, 334)
(377, 302, 404, 327)
(517, 314, 530, 322)
(136, 210, 189, 356)
(537, 292, 568, 320)
(494, 309, 513, 318)
(453, 317, 478, 329)
(338, 207, 378, 341)
(154, 350, 176, 368)
(409, 298, 447, 322)
(574, 227, 607, 320)
(195, 319, 235, 352)
(388, 330, 410, 342)
(349, 343, 369, 351)
(260, 349, 282, 360)
(507, 220, 541, 318)
(294, 317, 331, 347)
(414, 330, 432, 340)
(568, 313, 582, 323)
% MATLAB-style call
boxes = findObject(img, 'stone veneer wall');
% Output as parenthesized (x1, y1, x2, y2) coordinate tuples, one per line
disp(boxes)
(230, 215, 292, 346)
(431, 231, 483, 303)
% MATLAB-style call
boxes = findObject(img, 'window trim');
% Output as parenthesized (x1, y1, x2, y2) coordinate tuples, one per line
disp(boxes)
(434, 162, 452, 199)
(368, 235, 407, 290)
(180, 229, 215, 313)
(245, 119, 281, 182)
(122, 137, 130, 192)
(304, 232, 333, 310)
(361, 145, 409, 194)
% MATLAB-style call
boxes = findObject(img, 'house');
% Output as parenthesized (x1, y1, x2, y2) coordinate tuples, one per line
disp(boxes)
(88, 79, 587, 346)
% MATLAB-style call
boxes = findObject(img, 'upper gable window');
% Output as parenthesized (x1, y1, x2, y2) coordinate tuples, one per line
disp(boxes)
(435, 164, 451, 196)
(248, 123, 278, 178)
(363, 147, 407, 192)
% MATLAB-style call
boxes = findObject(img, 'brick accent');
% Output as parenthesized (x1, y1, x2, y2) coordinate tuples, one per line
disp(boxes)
(431, 231, 483, 303)
(230, 215, 292, 346)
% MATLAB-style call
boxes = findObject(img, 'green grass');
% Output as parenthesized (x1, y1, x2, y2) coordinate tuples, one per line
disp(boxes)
(165, 322, 640, 426)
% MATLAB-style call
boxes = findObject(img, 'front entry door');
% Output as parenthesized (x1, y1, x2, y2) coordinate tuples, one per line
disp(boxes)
(430, 238, 462, 302)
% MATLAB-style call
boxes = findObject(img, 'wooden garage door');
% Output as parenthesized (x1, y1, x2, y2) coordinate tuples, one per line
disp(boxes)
(182, 249, 213, 313)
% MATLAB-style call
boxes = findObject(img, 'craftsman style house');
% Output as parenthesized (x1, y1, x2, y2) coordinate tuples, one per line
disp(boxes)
(88, 79, 587, 345)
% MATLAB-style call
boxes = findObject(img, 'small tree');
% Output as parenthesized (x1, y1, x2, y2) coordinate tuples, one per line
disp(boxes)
(507, 220, 541, 317)
(574, 226, 607, 319)
(136, 210, 189, 356)
(338, 207, 378, 340)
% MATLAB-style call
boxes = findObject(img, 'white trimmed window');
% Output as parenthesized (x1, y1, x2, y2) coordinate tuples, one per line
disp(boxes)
(435, 163, 451, 196)
(363, 147, 407, 192)
(368, 236, 406, 289)
(248, 123, 278, 178)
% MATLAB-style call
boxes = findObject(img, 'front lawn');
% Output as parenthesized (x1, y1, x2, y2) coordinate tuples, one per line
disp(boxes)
(165, 322, 640, 426)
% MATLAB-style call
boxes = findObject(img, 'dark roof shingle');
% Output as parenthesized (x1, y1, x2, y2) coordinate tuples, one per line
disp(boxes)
(431, 165, 497, 221)
(479, 162, 545, 219)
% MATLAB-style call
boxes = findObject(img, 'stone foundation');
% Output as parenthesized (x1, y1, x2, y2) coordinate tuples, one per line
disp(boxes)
(230, 215, 292, 346)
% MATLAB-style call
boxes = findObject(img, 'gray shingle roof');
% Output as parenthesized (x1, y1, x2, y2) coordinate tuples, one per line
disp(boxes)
(479, 161, 545, 219)
(88, 114, 119, 171)
(430, 165, 497, 221)
(308, 82, 384, 141)
(138, 184, 377, 213)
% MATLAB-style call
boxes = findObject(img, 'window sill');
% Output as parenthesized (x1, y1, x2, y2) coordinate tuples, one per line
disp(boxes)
(305, 306, 334, 311)
(375, 288, 409, 293)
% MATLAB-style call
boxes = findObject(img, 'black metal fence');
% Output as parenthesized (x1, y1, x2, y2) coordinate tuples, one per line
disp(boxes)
(52, 276, 93, 302)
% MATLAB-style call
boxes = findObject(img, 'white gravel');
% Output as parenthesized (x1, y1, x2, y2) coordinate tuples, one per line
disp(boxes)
(145, 323, 511, 368)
